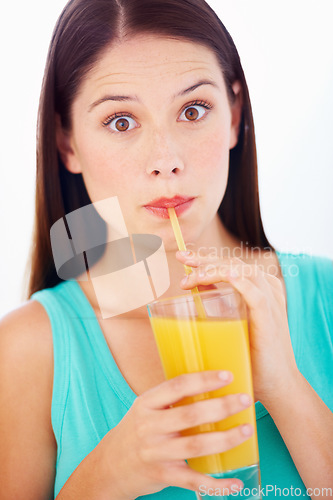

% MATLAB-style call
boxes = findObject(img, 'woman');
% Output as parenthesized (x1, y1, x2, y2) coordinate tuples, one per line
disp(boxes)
(0, 0, 332, 498)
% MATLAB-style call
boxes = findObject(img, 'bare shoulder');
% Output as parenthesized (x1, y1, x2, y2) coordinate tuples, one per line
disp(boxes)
(0, 298, 52, 342)
(0, 300, 53, 384)
(0, 300, 56, 499)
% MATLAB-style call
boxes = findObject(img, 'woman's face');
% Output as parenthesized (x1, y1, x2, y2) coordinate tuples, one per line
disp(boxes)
(58, 35, 242, 249)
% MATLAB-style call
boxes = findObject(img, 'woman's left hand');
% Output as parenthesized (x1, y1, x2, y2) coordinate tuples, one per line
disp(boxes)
(176, 250, 301, 407)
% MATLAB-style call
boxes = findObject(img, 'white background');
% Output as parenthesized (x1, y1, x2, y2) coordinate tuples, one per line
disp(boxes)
(0, 0, 332, 318)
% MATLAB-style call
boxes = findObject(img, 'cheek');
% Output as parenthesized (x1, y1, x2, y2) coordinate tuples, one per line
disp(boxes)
(189, 127, 231, 214)
(190, 128, 230, 179)
(76, 139, 132, 200)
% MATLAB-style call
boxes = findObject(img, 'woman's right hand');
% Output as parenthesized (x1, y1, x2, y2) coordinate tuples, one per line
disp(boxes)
(98, 370, 253, 499)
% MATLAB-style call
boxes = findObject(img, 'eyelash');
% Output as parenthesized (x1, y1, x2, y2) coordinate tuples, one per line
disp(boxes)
(102, 99, 213, 131)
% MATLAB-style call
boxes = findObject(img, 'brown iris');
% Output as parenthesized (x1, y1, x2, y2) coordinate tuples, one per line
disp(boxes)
(184, 107, 199, 121)
(115, 118, 130, 131)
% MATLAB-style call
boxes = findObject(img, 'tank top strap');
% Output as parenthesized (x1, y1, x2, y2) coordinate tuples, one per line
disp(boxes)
(31, 281, 75, 460)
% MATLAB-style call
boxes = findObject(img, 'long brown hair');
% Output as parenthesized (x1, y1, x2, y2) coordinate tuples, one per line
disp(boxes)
(27, 0, 272, 297)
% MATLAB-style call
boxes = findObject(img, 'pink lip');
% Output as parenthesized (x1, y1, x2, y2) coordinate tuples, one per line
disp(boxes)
(144, 195, 195, 219)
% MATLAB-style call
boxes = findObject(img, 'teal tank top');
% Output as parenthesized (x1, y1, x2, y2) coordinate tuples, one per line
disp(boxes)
(31, 252, 333, 498)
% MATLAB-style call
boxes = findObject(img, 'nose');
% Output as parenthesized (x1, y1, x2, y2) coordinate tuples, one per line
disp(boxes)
(145, 130, 185, 177)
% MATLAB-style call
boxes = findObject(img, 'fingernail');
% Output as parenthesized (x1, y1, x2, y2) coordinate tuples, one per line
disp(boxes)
(239, 394, 252, 406)
(179, 250, 192, 256)
(198, 268, 206, 278)
(241, 424, 253, 436)
(232, 482, 244, 492)
(218, 370, 231, 381)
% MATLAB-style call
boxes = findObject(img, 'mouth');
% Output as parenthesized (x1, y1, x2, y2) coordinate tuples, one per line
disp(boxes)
(143, 195, 196, 219)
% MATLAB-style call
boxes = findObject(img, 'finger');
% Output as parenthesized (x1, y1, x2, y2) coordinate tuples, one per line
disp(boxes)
(179, 261, 239, 288)
(178, 252, 284, 297)
(176, 250, 220, 268)
(165, 463, 244, 495)
(180, 258, 268, 292)
(180, 266, 227, 288)
(176, 252, 248, 268)
(179, 263, 274, 326)
(177, 249, 282, 277)
(150, 424, 254, 461)
(223, 272, 270, 313)
(143, 371, 233, 409)
(176, 249, 233, 263)
(227, 263, 286, 307)
(160, 393, 253, 434)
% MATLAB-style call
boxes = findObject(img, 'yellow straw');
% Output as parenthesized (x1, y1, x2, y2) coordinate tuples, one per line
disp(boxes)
(168, 208, 206, 319)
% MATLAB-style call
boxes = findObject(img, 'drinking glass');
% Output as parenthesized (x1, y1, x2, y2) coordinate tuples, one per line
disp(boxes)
(147, 286, 261, 499)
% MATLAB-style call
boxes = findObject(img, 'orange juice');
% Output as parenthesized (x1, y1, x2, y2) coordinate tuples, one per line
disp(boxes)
(150, 316, 259, 474)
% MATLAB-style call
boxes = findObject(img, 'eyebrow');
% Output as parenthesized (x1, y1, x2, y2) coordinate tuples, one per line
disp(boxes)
(175, 79, 219, 98)
(88, 79, 219, 111)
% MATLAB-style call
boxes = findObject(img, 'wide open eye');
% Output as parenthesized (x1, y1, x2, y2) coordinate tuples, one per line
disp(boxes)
(179, 101, 212, 122)
(104, 114, 138, 133)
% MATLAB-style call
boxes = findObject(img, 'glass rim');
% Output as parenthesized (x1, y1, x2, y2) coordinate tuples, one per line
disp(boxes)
(147, 285, 237, 308)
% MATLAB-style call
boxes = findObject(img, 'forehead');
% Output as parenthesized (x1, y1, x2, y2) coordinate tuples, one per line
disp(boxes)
(80, 35, 224, 96)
